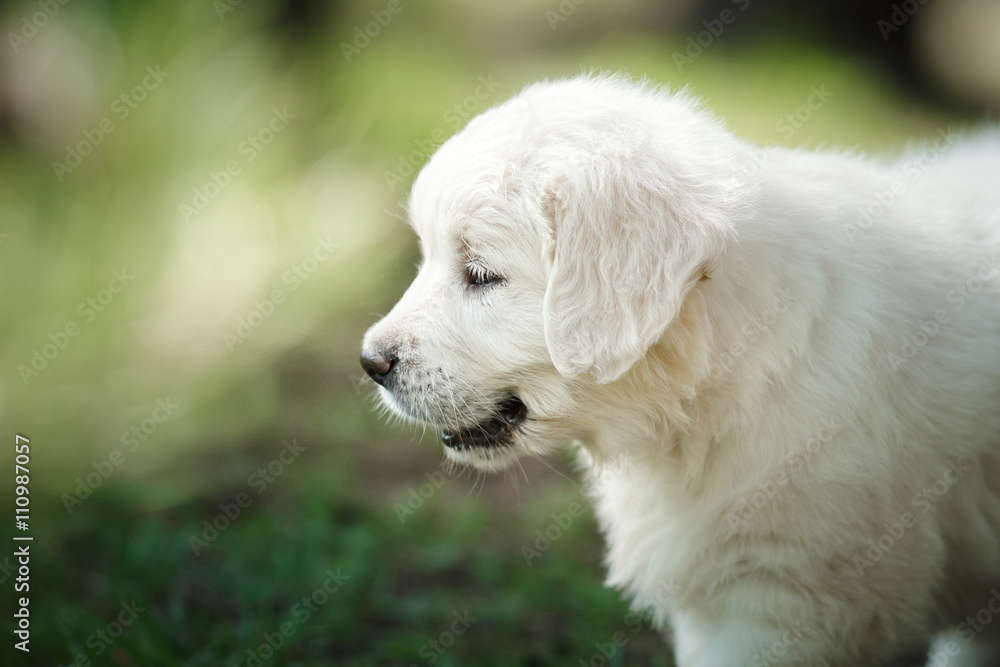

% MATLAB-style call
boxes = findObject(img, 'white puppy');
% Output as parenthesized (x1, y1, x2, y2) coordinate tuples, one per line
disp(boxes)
(361, 75, 1000, 667)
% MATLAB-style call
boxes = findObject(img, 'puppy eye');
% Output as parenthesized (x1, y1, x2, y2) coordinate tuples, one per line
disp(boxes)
(465, 261, 503, 289)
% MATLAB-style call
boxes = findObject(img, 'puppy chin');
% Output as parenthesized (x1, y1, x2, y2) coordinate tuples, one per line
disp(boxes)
(443, 444, 522, 472)
(377, 388, 527, 471)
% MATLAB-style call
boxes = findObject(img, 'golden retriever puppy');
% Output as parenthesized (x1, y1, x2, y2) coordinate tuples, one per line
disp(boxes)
(361, 75, 1000, 667)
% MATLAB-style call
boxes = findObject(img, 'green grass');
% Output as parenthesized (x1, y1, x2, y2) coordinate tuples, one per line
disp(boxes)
(18, 453, 671, 666)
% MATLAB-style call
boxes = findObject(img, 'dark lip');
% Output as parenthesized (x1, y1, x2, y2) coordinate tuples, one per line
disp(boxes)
(440, 397, 527, 450)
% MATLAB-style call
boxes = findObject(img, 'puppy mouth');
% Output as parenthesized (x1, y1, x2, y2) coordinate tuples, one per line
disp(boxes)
(440, 396, 527, 450)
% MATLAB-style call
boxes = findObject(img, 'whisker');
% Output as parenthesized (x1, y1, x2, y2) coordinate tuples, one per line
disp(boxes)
(531, 452, 580, 489)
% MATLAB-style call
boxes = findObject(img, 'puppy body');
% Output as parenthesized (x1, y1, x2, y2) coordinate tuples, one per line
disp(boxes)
(589, 145, 1000, 666)
(363, 76, 1000, 666)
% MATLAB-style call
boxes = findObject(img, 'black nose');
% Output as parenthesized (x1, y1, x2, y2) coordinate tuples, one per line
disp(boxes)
(360, 349, 397, 386)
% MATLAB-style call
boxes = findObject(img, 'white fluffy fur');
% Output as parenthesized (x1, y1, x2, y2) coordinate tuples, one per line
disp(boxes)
(362, 75, 1000, 666)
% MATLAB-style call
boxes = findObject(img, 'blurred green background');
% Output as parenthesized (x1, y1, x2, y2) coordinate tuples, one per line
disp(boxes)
(0, 0, 992, 664)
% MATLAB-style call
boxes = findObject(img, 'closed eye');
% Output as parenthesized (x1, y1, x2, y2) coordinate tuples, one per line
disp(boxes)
(465, 260, 504, 289)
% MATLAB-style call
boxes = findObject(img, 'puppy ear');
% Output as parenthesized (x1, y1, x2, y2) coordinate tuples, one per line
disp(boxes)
(542, 148, 737, 384)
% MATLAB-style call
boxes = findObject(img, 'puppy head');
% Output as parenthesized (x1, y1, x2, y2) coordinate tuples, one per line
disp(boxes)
(361, 76, 752, 471)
